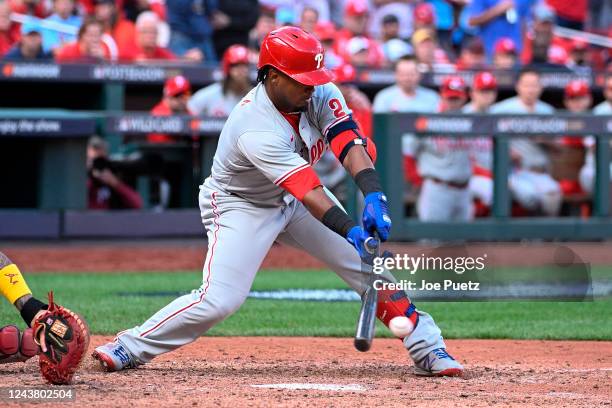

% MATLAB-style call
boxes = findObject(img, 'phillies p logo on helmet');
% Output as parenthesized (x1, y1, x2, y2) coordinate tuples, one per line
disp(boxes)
(315, 53, 324, 69)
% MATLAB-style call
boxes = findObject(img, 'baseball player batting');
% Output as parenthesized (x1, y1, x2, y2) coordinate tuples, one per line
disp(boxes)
(93, 26, 463, 377)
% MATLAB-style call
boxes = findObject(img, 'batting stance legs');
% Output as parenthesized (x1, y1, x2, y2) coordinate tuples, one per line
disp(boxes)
(95, 189, 459, 375)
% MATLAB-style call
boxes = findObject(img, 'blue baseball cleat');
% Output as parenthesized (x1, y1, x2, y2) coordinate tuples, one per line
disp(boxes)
(92, 342, 141, 372)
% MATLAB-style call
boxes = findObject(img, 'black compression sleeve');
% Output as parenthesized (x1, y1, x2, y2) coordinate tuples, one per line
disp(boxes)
(20, 297, 47, 327)
(354, 168, 383, 195)
(321, 206, 357, 237)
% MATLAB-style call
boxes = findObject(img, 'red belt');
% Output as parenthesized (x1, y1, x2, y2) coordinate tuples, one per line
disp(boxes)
(427, 177, 469, 189)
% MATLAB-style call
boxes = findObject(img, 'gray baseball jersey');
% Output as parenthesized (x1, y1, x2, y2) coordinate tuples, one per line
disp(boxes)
(490, 96, 554, 170)
(188, 82, 243, 117)
(372, 85, 440, 113)
(403, 134, 473, 183)
(582, 101, 612, 192)
(372, 84, 463, 179)
(462, 103, 493, 170)
(203, 81, 352, 207)
(593, 100, 612, 115)
(115, 80, 450, 366)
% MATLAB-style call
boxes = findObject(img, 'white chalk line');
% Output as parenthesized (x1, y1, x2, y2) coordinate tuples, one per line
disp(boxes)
(251, 383, 367, 392)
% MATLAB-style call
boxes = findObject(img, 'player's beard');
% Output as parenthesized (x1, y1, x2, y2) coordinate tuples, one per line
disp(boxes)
(297, 96, 312, 112)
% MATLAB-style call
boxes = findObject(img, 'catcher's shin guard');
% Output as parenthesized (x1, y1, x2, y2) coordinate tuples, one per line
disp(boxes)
(0, 325, 39, 363)
(376, 289, 419, 330)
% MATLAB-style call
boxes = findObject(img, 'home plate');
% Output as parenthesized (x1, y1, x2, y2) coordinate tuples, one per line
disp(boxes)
(251, 383, 367, 392)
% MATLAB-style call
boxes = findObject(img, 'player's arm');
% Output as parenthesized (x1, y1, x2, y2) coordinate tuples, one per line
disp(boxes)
(237, 132, 371, 257)
(0, 251, 46, 321)
(0, 251, 46, 362)
(467, 0, 513, 27)
(322, 85, 391, 241)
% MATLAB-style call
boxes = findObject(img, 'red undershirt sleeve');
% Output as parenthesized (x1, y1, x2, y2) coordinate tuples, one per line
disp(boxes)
(403, 155, 422, 187)
(279, 165, 322, 201)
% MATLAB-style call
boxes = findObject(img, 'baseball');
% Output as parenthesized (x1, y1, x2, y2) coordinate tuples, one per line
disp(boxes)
(389, 316, 414, 338)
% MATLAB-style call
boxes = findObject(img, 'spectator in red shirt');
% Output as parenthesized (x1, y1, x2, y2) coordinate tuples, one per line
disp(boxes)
(313, 21, 344, 69)
(87, 136, 143, 210)
(413, 2, 435, 32)
(55, 18, 111, 62)
(148, 75, 193, 143)
(521, 4, 564, 65)
(9, 0, 51, 18)
(129, 11, 175, 62)
(0, 1, 20, 56)
(546, 0, 587, 30)
(77, 0, 95, 15)
(335, 1, 385, 68)
(493, 37, 518, 70)
(94, 0, 137, 60)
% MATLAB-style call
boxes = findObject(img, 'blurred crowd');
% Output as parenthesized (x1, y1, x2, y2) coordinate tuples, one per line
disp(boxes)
(0, 0, 609, 218)
(0, 0, 610, 68)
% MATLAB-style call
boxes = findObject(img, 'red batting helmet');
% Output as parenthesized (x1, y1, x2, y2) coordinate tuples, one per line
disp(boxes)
(222, 44, 250, 75)
(414, 3, 435, 25)
(494, 37, 517, 55)
(314, 21, 336, 42)
(564, 80, 590, 98)
(258, 26, 334, 86)
(440, 75, 467, 99)
(333, 63, 356, 84)
(473, 72, 497, 91)
(164, 75, 191, 97)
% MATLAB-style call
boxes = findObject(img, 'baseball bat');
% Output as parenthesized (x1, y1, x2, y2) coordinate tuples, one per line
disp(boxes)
(354, 236, 380, 352)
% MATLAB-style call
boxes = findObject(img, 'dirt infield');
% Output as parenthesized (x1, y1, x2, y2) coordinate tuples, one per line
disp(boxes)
(1, 243, 610, 406)
(1, 337, 610, 407)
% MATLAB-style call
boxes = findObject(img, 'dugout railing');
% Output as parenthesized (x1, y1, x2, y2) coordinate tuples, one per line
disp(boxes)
(372, 112, 612, 241)
(1, 112, 612, 240)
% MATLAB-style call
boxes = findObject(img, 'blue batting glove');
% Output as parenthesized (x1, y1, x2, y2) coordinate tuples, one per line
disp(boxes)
(346, 226, 371, 258)
(362, 192, 392, 241)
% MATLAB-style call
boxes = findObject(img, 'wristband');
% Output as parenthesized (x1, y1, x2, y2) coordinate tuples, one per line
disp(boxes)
(355, 168, 383, 195)
(322, 206, 357, 237)
(20, 297, 47, 327)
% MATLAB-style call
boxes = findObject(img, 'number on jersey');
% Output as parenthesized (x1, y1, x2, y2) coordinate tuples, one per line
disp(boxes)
(328, 98, 346, 118)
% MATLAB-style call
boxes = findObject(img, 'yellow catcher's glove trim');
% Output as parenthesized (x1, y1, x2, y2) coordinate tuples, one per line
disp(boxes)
(0, 264, 32, 305)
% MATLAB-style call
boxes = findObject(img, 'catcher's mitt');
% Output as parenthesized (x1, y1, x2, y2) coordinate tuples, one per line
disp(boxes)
(32, 292, 90, 385)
